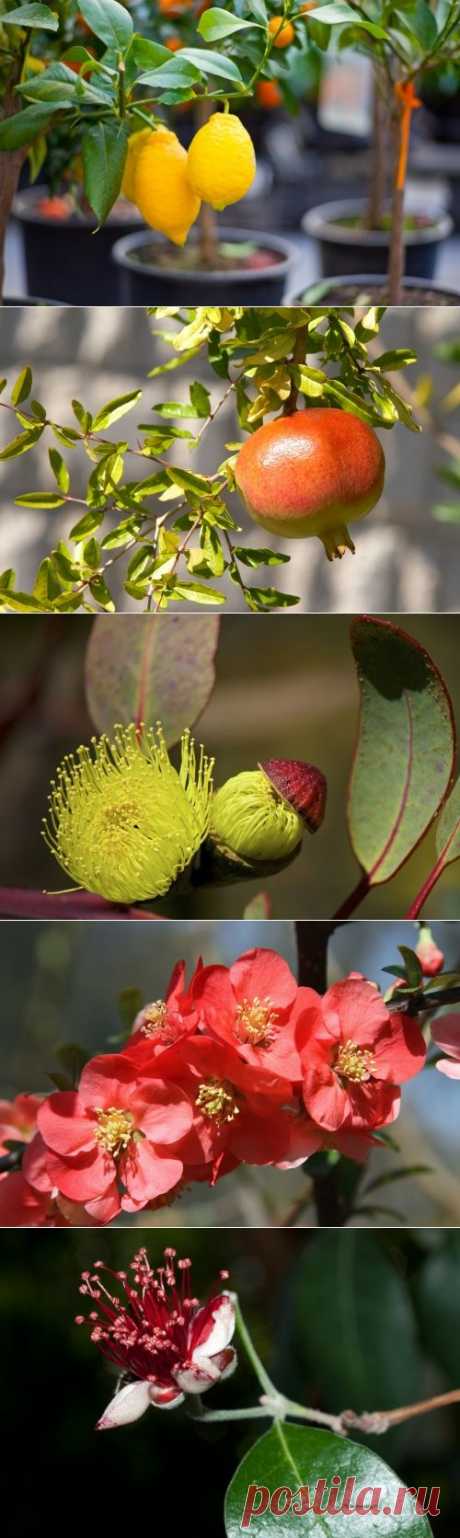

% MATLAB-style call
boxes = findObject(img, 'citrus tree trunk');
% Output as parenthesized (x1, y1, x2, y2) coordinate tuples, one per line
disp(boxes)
(0, 85, 26, 301)
(366, 68, 387, 230)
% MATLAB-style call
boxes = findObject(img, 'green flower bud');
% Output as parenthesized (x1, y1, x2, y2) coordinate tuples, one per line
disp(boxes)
(210, 769, 303, 865)
(43, 723, 214, 905)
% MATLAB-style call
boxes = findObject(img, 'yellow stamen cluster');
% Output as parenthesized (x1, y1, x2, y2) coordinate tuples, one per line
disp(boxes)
(140, 1001, 169, 1036)
(335, 1041, 376, 1084)
(195, 1077, 240, 1125)
(93, 1107, 135, 1157)
(235, 995, 278, 1047)
(43, 723, 214, 905)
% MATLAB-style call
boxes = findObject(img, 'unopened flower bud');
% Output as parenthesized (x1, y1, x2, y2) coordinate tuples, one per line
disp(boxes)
(209, 759, 325, 866)
(260, 758, 327, 833)
(43, 723, 214, 905)
(416, 924, 445, 978)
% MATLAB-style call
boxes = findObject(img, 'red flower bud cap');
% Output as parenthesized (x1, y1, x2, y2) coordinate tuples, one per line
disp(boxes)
(260, 758, 327, 834)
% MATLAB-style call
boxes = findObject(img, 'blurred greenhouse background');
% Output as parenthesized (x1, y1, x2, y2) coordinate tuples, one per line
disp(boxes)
(3, 918, 460, 1228)
(2, 1228, 460, 1535)
(0, 614, 460, 921)
(1, 305, 460, 611)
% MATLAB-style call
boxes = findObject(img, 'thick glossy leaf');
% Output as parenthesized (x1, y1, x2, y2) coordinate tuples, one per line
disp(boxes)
(82, 122, 129, 224)
(415, 1233, 460, 1381)
(348, 617, 455, 884)
(288, 1233, 425, 1439)
(85, 613, 219, 743)
(306, 3, 388, 36)
(225, 1425, 431, 1535)
(0, 104, 56, 150)
(78, 0, 133, 49)
(198, 8, 258, 40)
(434, 776, 460, 870)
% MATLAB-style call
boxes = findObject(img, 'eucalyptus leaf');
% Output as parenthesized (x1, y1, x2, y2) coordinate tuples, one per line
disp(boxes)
(85, 613, 220, 743)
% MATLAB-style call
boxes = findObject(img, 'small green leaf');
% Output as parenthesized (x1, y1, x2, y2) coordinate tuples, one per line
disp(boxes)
(89, 575, 115, 610)
(0, 426, 44, 460)
(348, 616, 456, 885)
(198, 7, 258, 40)
(189, 381, 211, 418)
(82, 121, 129, 224)
(233, 546, 290, 568)
(92, 390, 142, 431)
(2, 4, 59, 30)
(49, 449, 70, 493)
(15, 492, 66, 509)
(10, 367, 32, 406)
(78, 0, 133, 49)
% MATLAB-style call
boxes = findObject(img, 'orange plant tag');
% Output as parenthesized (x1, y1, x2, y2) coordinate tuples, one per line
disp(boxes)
(394, 80, 422, 191)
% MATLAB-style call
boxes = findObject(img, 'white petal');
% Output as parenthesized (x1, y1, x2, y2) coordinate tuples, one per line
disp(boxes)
(174, 1362, 219, 1395)
(97, 1379, 151, 1431)
(192, 1293, 235, 1365)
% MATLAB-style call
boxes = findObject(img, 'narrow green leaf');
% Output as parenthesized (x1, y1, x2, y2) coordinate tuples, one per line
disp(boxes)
(88, 576, 115, 611)
(348, 616, 456, 885)
(233, 546, 290, 568)
(92, 390, 142, 431)
(225, 1425, 430, 1535)
(85, 613, 220, 743)
(49, 448, 70, 493)
(0, 427, 43, 460)
(15, 492, 66, 509)
(10, 367, 32, 406)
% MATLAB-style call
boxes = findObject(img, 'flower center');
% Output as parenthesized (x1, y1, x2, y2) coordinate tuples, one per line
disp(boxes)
(235, 995, 278, 1046)
(102, 800, 139, 831)
(335, 1041, 376, 1084)
(140, 1001, 169, 1036)
(94, 1106, 135, 1156)
(195, 1077, 240, 1125)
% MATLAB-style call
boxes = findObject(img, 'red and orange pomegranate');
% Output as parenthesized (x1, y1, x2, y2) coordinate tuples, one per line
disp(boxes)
(235, 407, 385, 559)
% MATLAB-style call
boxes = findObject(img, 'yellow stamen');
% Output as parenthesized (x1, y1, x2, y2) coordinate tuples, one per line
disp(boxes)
(235, 995, 278, 1047)
(195, 1077, 240, 1125)
(335, 1041, 376, 1084)
(93, 1106, 135, 1157)
(140, 1001, 169, 1036)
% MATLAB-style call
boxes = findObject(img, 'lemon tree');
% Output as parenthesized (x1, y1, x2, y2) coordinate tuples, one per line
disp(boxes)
(0, 304, 418, 613)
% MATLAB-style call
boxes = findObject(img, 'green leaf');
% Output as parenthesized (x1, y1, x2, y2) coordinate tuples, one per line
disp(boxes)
(49, 448, 70, 493)
(82, 121, 129, 224)
(198, 7, 258, 41)
(225, 1424, 431, 1535)
(92, 390, 142, 431)
(306, 3, 388, 37)
(371, 350, 417, 372)
(0, 426, 44, 460)
(415, 1234, 460, 1381)
(179, 49, 244, 85)
(69, 508, 104, 542)
(398, 945, 423, 988)
(434, 775, 460, 872)
(0, 104, 54, 151)
(138, 59, 201, 90)
(348, 616, 455, 885)
(2, 4, 59, 29)
(129, 37, 171, 69)
(233, 546, 290, 568)
(78, 0, 133, 49)
(10, 367, 32, 406)
(243, 891, 271, 919)
(85, 613, 220, 744)
(15, 492, 66, 509)
(189, 381, 211, 418)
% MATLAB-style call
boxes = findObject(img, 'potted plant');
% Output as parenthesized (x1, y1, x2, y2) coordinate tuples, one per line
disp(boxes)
(297, 0, 460, 304)
(0, 0, 301, 305)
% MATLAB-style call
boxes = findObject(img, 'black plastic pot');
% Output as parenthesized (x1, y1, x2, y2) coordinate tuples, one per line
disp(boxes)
(12, 187, 142, 304)
(288, 273, 460, 305)
(302, 197, 453, 280)
(112, 226, 294, 304)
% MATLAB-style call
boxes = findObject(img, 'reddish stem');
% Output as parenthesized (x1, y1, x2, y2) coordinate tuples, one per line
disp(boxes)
(404, 851, 448, 919)
(0, 888, 162, 919)
(332, 871, 371, 920)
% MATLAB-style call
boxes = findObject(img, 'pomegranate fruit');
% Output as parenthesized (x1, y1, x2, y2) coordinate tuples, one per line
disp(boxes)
(235, 407, 385, 559)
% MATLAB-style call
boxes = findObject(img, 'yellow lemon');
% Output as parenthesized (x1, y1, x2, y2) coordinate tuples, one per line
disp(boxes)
(121, 127, 155, 203)
(187, 113, 256, 211)
(133, 127, 201, 246)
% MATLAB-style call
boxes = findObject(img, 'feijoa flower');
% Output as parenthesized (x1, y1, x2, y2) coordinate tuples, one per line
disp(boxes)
(43, 724, 214, 904)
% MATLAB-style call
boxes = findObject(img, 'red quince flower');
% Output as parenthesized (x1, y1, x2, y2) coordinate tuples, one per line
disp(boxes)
(431, 1014, 460, 1078)
(297, 975, 426, 1132)
(76, 1246, 236, 1428)
(37, 1054, 193, 1219)
(156, 1034, 321, 1177)
(191, 948, 311, 1080)
(0, 1093, 42, 1154)
(129, 958, 204, 1055)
